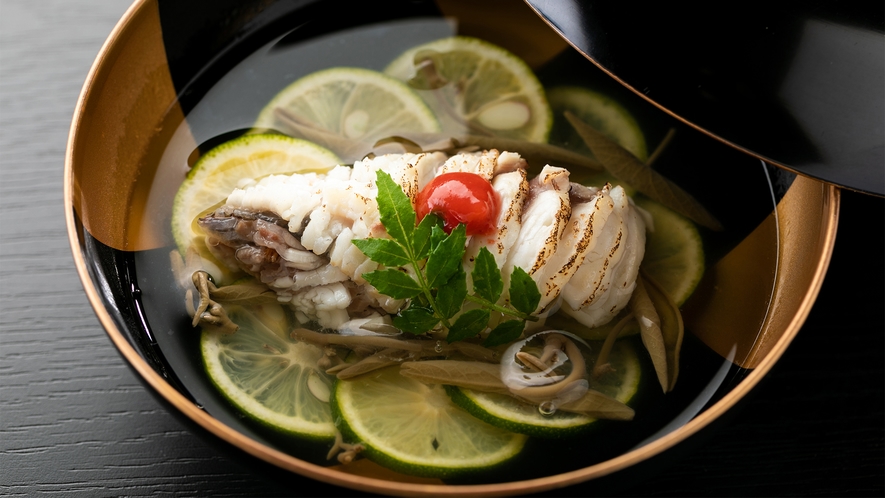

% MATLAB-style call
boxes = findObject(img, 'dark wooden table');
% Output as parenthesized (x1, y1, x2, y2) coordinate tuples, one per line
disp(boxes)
(1, 1, 882, 496)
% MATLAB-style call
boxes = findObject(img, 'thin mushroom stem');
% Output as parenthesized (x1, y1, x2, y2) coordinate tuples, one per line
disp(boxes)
(515, 335, 587, 401)
(334, 340, 492, 380)
(325, 363, 351, 375)
(516, 351, 549, 373)
(538, 334, 564, 365)
(317, 346, 341, 370)
(327, 430, 364, 464)
(592, 313, 635, 378)
(334, 348, 423, 380)
(192, 272, 212, 327)
(185, 289, 196, 317)
(291, 327, 423, 352)
(188, 271, 237, 333)
(516, 333, 567, 374)
(645, 127, 677, 168)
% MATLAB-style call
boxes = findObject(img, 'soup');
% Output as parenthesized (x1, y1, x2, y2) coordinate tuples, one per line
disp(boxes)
(85, 3, 785, 487)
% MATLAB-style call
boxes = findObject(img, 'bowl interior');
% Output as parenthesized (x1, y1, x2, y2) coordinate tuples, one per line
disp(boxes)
(65, 0, 838, 494)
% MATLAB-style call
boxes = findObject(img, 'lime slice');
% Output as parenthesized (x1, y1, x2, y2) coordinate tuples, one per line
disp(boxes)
(385, 36, 552, 142)
(547, 85, 647, 161)
(332, 366, 527, 477)
(448, 339, 641, 438)
(255, 67, 440, 143)
(638, 199, 705, 306)
(201, 303, 337, 439)
(171, 134, 340, 282)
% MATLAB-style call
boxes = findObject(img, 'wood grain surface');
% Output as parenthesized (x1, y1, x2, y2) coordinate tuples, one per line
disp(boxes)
(1, 1, 882, 496)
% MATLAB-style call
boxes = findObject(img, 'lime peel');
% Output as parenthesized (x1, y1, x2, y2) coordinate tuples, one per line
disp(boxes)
(385, 36, 552, 143)
(255, 67, 440, 142)
(331, 366, 526, 477)
(201, 304, 337, 439)
(636, 198, 705, 306)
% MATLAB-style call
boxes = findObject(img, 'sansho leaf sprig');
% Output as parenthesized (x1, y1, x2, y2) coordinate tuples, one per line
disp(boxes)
(352, 170, 540, 346)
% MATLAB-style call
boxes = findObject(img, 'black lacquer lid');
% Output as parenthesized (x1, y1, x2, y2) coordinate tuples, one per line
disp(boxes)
(526, 0, 885, 196)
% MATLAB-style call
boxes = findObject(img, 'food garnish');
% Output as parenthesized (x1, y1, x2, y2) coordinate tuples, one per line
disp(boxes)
(445, 338, 641, 438)
(385, 36, 552, 142)
(415, 172, 500, 236)
(255, 67, 440, 160)
(353, 169, 540, 346)
(331, 366, 527, 476)
(166, 34, 718, 478)
(201, 302, 337, 438)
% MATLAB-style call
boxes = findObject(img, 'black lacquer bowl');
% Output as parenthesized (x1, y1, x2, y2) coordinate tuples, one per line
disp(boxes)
(65, 0, 838, 495)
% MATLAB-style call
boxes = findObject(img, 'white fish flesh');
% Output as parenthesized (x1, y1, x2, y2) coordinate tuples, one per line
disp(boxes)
(559, 185, 646, 327)
(197, 149, 646, 333)
(200, 152, 447, 329)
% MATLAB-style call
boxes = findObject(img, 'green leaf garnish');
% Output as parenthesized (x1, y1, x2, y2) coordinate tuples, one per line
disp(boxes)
(393, 307, 440, 335)
(471, 247, 503, 303)
(351, 238, 410, 267)
(363, 269, 422, 300)
(484, 320, 525, 347)
(435, 269, 468, 320)
(353, 170, 541, 343)
(429, 224, 447, 253)
(413, 213, 443, 260)
(447, 309, 491, 343)
(509, 267, 541, 315)
(425, 224, 467, 289)
(375, 170, 416, 247)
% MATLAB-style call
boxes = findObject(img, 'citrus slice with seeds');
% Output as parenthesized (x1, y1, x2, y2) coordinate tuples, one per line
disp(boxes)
(201, 303, 336, 439)
(448, 339, 641, 438)
(385, 36, 552, 142)
(255, 67, 440, 145)
(332, 366, 526, 477)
